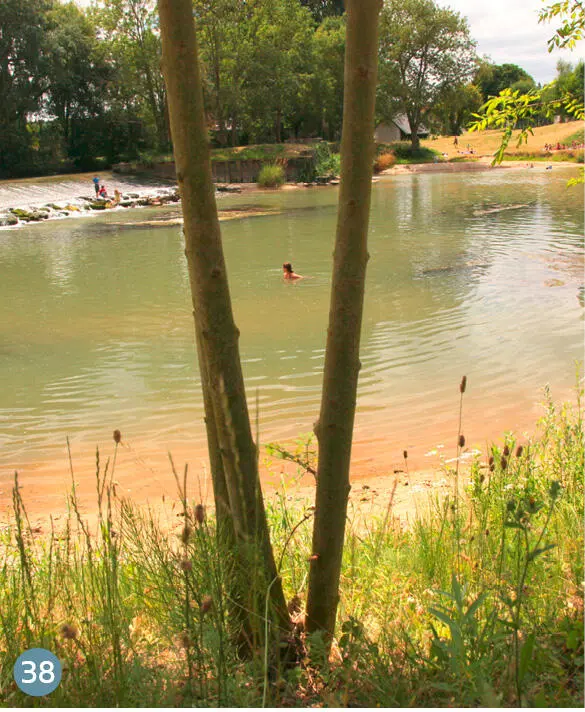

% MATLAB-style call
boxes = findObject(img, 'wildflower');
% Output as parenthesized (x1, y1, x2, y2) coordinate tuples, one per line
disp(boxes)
(516, 445, 524, 457)
(200, 595, 213, 614)
(460, 375, 467, 393)
(458, 434, 465, 448)
(113, 429, 121, 444)
(194, 504, 205, 525)
(403, 449, 408, 460)
(180, 558, 192, 572)
(488, 456, 495, 472)
(500, 455, 508, 470)
(181, 525, 192, 544)
(503, 444, 510, 457)
(60, 623, 78, 640)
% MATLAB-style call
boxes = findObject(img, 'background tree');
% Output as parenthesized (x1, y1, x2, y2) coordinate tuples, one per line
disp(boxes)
(0, 0, 54, 175)
(377, 0, 477, 149)
(474, 60, 536, 102)
(431, 81, 482, 136)
(44, 1, 113, 166)
(241, 0, 315, 143)
(300, 0, 345, 22)
(307, 15, 346, 139)
(92, 0, 169, 152)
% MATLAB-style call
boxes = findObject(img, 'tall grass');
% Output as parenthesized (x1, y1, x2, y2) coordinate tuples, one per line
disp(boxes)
(0, 387, 583, 707)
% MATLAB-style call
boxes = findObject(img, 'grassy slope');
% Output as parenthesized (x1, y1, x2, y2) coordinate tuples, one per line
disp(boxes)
(423, 120, 584, 161)
(0, 392, 583, 708)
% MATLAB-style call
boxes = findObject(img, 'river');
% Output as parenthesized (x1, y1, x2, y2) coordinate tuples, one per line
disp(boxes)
(0, 166, 583, 511)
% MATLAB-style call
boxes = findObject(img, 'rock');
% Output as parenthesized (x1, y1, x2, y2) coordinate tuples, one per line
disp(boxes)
(89, 201, 107, 210)
(9, 208, 33, 220)
(126, 193, 140, 199)
(216, 185, 242, 193)
(29, 211, 50, 221)
(0, 213, 18, 226)
(65, 205, 80, 212)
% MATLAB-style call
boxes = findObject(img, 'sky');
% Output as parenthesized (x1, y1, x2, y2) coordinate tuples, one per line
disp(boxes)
(444, 0, 583, 83)
(74, 0, 583, 84)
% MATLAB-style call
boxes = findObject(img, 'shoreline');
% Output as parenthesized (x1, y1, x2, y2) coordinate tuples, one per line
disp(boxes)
(2, 159, 580, 229)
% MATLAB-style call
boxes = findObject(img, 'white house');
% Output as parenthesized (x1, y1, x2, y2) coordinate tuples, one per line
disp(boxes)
(374, 114, 430, 143)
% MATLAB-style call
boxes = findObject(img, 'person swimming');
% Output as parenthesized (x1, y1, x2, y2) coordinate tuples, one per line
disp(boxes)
(282, 262, 303, 280)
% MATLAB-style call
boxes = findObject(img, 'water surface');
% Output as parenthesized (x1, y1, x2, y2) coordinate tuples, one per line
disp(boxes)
(1, 167, 583, 507)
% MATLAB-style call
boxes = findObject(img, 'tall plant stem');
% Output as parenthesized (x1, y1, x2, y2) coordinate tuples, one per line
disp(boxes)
(306, 0, 381, 641)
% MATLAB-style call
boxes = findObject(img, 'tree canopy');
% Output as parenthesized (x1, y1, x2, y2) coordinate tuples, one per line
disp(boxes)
(377, 0, 477, 148)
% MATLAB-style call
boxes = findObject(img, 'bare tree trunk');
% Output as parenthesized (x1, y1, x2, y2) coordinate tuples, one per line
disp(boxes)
(157, 0, 291, 650)
(306, 0, 381, 643)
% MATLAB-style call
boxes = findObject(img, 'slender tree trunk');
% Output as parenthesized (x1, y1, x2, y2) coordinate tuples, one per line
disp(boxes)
(305, 0, 381, 643)
(157, 0, 290, 650)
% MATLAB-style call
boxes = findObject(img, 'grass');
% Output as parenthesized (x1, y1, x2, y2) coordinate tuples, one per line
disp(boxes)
(0, 385, 583, 707)
(257, 164, 286, 188)
(424, 120, 584, 162)
(376, 141, 441, 164)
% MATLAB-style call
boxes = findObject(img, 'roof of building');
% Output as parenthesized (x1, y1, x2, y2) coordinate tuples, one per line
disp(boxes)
(389, 113, 429, 136)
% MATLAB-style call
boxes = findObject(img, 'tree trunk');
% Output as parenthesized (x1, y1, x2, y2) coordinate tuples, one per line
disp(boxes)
(157, 0, 291, 651)
(305, 0, 381, 643)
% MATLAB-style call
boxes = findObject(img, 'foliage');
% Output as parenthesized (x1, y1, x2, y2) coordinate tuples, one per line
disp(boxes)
(474, 61, 536, 102)
(373, 151, 396, 173)
(312, 141, 340, 178)
(431, 82, 483, 136)
(0, 393, 582, 706)
(377, 0, 477, 149)
(539, 0, 585, 50)
(376, 141, 439, 163)
(300, 0, 345, 22)
(257, 163, 286, 187)
(469, 0, 585, 185)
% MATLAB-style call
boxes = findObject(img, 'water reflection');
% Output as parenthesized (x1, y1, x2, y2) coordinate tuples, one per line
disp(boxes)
(0, 167, 583, 493)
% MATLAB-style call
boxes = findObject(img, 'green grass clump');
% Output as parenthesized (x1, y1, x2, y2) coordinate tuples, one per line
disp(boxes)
(376, 141, 441, 164)
(0, 388, 583, 707)
(212, 144, 289, 162)
(257, 164, 285, 188)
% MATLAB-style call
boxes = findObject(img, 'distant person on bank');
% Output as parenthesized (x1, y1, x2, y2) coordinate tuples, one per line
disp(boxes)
(93, 176, 100, 196)
(283, 262, 304, 280)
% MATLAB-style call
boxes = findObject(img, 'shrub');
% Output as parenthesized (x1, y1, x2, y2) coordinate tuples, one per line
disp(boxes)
(257, 163, 285, 188)
(313, 141, 340, 180)
(375, 141, 439, 163)
(373, 152, 396, 173)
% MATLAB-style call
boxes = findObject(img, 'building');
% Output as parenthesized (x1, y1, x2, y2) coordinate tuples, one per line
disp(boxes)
(374, 114, 430, 143)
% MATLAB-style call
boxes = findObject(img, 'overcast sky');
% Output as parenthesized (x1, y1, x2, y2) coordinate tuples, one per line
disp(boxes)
(445, 0, 583, 83)
(74, 0, 583, 84)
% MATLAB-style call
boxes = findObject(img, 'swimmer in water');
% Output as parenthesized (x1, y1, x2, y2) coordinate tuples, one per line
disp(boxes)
(282, 262, 303, 280)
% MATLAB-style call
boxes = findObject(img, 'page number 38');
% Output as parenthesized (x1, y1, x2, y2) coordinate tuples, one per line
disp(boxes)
(13, 649, 62, 696)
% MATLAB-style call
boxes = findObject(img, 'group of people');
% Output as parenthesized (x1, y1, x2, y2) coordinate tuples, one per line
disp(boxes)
(92, 176, 121, 205)
(543, 141, 584, 151)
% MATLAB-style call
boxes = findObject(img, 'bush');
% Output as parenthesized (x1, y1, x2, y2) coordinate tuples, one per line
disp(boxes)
(313, 141, 340, 180)
(373, 152, 396, 173)
(375, 141, 439, 164)
(257, 163, 285, 188)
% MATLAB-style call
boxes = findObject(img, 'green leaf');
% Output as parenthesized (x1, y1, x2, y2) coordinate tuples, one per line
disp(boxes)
(518, 632, 535, 684)
(527, 544, 556, 562)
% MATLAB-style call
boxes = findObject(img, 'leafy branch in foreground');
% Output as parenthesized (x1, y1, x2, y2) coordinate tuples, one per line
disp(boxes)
(539, 0, 585, 50)
(469, 88, 584, 164)
(468, 0, 584, 182)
